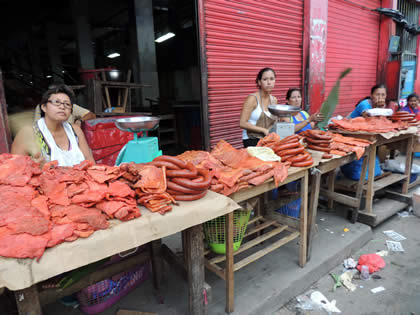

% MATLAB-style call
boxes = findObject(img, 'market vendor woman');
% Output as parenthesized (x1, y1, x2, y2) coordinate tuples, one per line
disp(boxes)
(342, 84, 385, 180)
(285, 88, 324, 133)
(240, 68, 278, 147)
(349, 84, 387, 118)
(11, 84, 95, 166)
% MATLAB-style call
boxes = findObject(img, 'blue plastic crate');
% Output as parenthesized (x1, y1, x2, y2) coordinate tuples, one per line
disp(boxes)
(275, 197, 301, 218)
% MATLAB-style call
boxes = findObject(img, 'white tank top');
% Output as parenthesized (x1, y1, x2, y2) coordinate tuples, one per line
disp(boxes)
(37, 118, 86, 167)
(242, 93, 276, 140)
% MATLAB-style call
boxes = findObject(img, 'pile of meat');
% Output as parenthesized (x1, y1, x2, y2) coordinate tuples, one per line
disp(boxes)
(390, 111, 419, 126)
(300, 130, 334, 160)
(177, 140, 290, 196)
(300, 130, 371, 159)
(329, 116, 409, 133)
(0, 154, 139, 260)
(257, 133, 314, 167)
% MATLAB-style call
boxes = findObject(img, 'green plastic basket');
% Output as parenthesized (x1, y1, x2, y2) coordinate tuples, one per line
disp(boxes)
(203, 209, 251, 254)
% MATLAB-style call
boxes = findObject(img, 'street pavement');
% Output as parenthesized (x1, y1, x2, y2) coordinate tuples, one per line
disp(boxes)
(276, 211, 420, 315)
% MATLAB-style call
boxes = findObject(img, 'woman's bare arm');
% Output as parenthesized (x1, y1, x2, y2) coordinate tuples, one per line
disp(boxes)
(72, 124, 95, 163)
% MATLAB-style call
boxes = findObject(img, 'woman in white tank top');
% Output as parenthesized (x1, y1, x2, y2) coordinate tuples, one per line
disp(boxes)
(240, 68, 278, 147)
(11, 84, 95, 167)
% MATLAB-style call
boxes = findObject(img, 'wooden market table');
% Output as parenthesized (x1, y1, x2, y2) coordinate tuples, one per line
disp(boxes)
(306, 148, 371, 261)
(204, 167, 310, 313)
(0, 191, 240, 315)
(333, 129, 416, 226)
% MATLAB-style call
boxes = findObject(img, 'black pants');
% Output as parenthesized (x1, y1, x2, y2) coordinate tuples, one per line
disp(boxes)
(243, 138, 259, 148)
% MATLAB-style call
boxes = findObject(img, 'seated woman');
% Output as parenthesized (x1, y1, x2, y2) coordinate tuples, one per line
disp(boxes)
(349, 84, 387, 118)
(284, 88, 323, 133)
(341, 84, 385, 180)
(11, 84, 95, 167)
(401, 93, 420, 119)
(240, 67, 278, 147)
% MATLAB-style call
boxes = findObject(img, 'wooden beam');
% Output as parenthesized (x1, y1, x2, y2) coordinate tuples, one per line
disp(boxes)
(299, 172, 308, 267)
(307, 171, 321, 261)
(225, 212, 234, 313)
(233, 232, 300, 271)
(320, 189, 359, 208)
(15, 285, 42, 315)
(185, 225, 205, 315)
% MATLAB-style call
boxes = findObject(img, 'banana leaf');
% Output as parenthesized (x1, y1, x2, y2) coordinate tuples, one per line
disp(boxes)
(317, 68, 352, 129)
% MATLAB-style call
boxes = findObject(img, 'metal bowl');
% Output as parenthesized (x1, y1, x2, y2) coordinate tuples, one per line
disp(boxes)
(268, 104, 301, 117)
(115, 116, 160, 132)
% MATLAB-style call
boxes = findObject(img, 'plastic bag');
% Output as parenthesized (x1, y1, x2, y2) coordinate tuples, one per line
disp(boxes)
(356, 254, 386, 274)
(341, 156, 381, 181)
(383, 159, 420, 174)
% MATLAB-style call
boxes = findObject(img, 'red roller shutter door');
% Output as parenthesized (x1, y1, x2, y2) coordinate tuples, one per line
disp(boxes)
(199, 0, 304, 148)
(325, 0, 381, 116)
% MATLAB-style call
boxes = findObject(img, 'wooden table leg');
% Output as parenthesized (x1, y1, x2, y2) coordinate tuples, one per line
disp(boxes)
(150, 239, 164, 291)
(307, 170, 321, 261)
(185, 224, 205, 315)
(364, 144, 377, 213)
(225, 211, 234, 313)
(353, 150, 369, 223)
(14, 285, 42, 315)
(327, 171, 335, 210)
(299, 171, 308, 267)
(402, 136, 414, 194)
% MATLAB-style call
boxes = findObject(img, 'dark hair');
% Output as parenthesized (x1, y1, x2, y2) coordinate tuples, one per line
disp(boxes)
(407, 92, 419, 102)
(255, 68, 276, 88)
(370, 83, 386, 95)
(355, 84, 387, 107)
(40, 84, 75, 117)
(286, 88, 302, 101)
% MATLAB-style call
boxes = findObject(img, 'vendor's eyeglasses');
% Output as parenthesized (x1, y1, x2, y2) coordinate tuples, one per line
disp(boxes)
(48, 99, 72, 109)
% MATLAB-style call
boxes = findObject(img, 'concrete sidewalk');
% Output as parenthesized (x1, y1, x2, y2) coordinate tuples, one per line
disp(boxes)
(44, 208, 372, 315)
(277, 212, 420, 315)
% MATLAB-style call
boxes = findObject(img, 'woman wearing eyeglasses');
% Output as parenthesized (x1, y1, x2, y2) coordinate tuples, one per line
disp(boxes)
(11, 84, 95, 166)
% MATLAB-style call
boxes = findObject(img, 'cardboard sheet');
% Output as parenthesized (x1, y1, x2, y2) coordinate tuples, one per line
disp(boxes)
(333, 126, 418, 139)
(0, 191, 240, 291)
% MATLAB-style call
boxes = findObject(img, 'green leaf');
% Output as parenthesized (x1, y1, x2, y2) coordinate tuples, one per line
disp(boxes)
(317, 68, 352, 129)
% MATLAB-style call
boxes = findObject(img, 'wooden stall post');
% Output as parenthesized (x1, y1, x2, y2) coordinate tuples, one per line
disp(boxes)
(185, 224, 205, 315)
(14, 285, 42, 315)
(150, 239, 164, 291)
(402, 136, 414, 194)
(364, 143, 377, 213)
(299, 171, 308, 267)
(307, 170, 321, 261)
(225, 211, 234, 313)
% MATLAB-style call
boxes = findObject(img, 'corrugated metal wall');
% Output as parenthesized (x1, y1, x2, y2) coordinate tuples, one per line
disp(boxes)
(200, 0, 304, 148)
(325, 0, 381, 116)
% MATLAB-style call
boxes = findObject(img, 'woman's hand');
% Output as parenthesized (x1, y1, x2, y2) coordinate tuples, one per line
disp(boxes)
(309, 112, 324, 122)
(263, 128, 270, 136)
(32, 152, 46, 166)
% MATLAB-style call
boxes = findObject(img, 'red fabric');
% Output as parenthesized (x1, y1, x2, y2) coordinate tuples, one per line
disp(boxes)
(357, 254, 386, 273)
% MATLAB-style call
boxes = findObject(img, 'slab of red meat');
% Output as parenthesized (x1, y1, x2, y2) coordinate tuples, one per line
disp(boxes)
(133, 165, 167, 194)
(107, 181, 135, 198)
(73, 160, 94, 171)
(96, 200, 127, 218)
(7, 215, 50, 236)
(62, 205, 109, 230)
(46, 223, 77, 247)
(67, 182, 88, 198)
(47, 182, 71, 206)
(31, 195, 50, 218)
(0, 226, 49, 260)
(0, 155, 40, 186)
